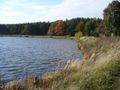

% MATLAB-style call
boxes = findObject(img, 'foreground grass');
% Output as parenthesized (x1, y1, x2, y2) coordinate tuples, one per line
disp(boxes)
(3, 36, 120, 90)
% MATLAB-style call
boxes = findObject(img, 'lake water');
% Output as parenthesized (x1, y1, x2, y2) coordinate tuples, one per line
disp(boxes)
(0, 37, 82, 81)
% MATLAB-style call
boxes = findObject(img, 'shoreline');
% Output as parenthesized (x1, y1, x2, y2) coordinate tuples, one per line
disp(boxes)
(0, 35, 74, 40)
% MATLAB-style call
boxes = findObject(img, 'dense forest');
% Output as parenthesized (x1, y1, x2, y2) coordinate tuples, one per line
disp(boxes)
(0, 0, 120, 37)
(0, 22, 50, 35)
(0, 18, 101, 36)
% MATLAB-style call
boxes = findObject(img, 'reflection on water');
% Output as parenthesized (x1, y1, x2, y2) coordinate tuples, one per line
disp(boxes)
(0, 37, 82, 81)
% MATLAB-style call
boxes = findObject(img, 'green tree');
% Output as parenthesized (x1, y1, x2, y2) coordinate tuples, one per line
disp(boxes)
(104, 0, 120, 36)
(84, 19, 100, 36)
(65, 18, 81, 36)
(75, 21, 86, 35)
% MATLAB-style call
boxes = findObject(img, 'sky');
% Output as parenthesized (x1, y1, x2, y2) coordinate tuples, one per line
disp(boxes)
(0, 0, 114, 24)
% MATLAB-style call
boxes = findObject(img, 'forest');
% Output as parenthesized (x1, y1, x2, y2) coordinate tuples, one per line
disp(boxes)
(0, 18, 101, 36)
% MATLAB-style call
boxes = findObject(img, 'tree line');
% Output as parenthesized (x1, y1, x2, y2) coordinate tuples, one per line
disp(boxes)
(0, 22, 50, 35)
(48, 18, 102, 36)
(0, 0, 119, 37)
(0, 18, 102, 36)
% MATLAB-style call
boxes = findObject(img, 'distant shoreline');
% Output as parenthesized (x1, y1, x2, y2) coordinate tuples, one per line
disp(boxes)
(0, 35, 74, 40)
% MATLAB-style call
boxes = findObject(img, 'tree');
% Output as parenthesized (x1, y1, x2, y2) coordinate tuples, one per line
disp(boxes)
(104, 0, 120, 36)
(48, 20, 66, 36)
(84, 19, 100, 37)
(21, 24, 30, 34)
(75, 21, 86, 35)
(65, 18, 81, 36)
(0, 25, 9, 34)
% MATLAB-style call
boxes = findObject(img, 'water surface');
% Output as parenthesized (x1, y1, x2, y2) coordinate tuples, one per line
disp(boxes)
(0, 37, 82, 81)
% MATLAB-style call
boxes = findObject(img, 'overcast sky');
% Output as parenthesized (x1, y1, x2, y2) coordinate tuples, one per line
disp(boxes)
(0, 0, 114, 24)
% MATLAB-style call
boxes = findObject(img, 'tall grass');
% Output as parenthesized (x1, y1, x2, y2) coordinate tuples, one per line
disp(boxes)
(3, 36, 120, 90)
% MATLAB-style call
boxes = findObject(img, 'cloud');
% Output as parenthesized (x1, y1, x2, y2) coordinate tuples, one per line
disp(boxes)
(41, 0, 113, 21)
(0, 0, 113, 24)
(0, 0, 55, 24)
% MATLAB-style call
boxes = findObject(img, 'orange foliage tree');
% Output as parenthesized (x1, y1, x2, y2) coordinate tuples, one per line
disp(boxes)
(48, 20, 66, 36)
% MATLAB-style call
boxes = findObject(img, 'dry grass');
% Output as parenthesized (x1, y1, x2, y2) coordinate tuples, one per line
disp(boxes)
(2, 36, 120, 90)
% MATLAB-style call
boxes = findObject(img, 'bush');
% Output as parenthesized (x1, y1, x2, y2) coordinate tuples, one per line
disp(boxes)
(75, 31, 83, 38)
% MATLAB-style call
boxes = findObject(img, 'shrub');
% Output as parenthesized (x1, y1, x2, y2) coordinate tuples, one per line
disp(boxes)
(75, 31, 83, 38)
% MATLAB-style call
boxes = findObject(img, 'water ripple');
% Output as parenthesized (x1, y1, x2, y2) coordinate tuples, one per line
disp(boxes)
(0, 37, 82, 81)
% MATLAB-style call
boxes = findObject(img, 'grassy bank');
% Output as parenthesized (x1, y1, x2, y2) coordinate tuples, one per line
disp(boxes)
(3, 36, 120, 90)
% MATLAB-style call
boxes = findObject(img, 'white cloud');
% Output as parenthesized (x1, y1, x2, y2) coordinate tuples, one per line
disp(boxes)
(0, 0, 113, 24)
(0, 0, 55, 24)
(41, 0, 113, 21)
